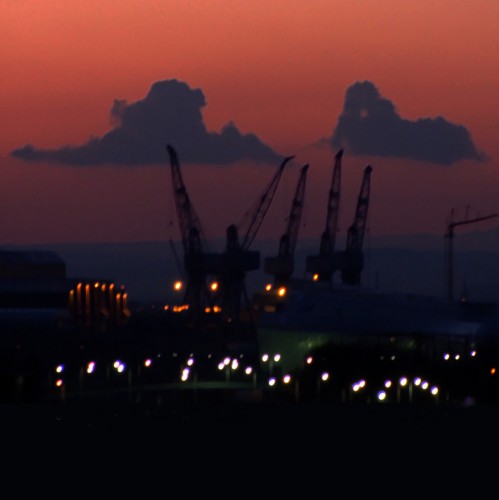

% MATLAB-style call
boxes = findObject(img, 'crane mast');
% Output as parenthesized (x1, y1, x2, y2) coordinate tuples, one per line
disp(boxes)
(264, 163, 309, 285)
(305, 149, 343, 282)
(445, 207, 498, 301)
(339, 165, 373, 286)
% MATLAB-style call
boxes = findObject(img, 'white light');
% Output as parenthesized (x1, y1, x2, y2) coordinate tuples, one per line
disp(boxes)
(144, 359, 152, 367)
(454, 354, 460, 360)
(421, 381, 429, 390)
(245, 367, 253, 375)
(414, 377, 422, 386)
(187, 358, 194, 366)
(223, 357, 230, 366)
(377, 391, 387, 401)
(470, 350, 477, 357)
(273, 354, 281, 363)
(181, 368, 190, 381)
(384, 379, 392, 388)
(86, 361, 95, 374)
(321, 372, 329, 381)
(56, 364, 64, 373)
(283, 374, 291, 384)
(399, 377, 408, 386)
(443, 353, 450, 361)
(261, 353, 269, 362)
(268, 377, 276, 386)
(117, 363, 125, 373)
(431, 386, 439, 395)
(231, 359, 239, 370)
(306, 356, 313, 364)
(217, 362, 225, 370)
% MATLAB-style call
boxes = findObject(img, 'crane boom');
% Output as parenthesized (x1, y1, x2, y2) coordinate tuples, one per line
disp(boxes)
(278, 164, 309, 258)
(320, 149, 343, 256)
(264, 163, 309, 284)
(239, 155, 294, 250)
(445, 208, 498, 301)
(166, 144, 207, 256)
(339, 165, 373, 286)
(346, 165, 372, 253)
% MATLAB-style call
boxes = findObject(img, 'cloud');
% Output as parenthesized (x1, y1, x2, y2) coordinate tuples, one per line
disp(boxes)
(331, 81, 487, 165)
(11, 79, 281, 166)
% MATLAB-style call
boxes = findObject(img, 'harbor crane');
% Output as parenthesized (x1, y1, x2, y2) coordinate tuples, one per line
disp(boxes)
(211, 155, 294, 326)
(166, 144, 219, 320)
(337, 164, 373, 286)
(305, 149, 343, 282)
(445, 207, 498, 301)
(264, 163, 309, 286)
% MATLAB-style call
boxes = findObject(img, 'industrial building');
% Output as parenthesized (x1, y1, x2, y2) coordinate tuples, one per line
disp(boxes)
(0, 249, 130, 335)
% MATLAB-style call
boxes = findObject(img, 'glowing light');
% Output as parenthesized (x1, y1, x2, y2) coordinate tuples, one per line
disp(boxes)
(210, 281, 218, 292)
(55, 364, 64, 373)
(181, 368, 190, 381)
(265, 283, 272, 291)
(55, 379, 64, 387)
(245, 367, 253, 375)
(223, 357, 231, 366)
(443, 353, 450, 360)
(218, 362, 225, 371)
(384, 379, 392, 388)
(277, 287, 286, 297)
(414, 377, 422, 386)
(491, 367, 496, 375)
(283, 374, 291, 384)
(187, 358, 194, 366)
(231, 359, 239, 370)
(261, 353, 269, 362)
(454, 354, 460, 360)
(273, 353, 281, 363)
(117, 363, 125, 373)
(268, 377, 276, 386)
(173, 281, 183, 291)
(313, 274, 319, 281)
(399, 377, 408, 386)
(470, 350, 477, 357)
(321, 372, 329, 381)
(431, 386, 439, 395)
(377, 391, 387, 401)
(144, 359, 152, 367)
(421, 381, 429, 390)
(306, 356, 313, 364)
(86, 361, 95, 374)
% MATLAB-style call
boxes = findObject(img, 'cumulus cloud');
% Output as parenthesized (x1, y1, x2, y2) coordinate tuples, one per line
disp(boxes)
(11, 79, 281, 166)
(331, 81, 486, 165)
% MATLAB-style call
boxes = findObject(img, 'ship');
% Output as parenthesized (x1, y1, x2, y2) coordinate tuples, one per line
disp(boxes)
(252, 279, 499, 374)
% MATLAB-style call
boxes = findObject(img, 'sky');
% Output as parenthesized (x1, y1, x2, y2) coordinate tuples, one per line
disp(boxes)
(2, 0, 499, 250)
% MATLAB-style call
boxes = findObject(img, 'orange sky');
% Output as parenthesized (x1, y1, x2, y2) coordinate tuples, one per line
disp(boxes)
(1, 0, 499, 246)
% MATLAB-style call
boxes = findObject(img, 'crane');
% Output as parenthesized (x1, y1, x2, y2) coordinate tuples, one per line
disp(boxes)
(264, 163, 309, 285)
(212, 155, 294, 325)
(305, 149, 343, 282)
(337, 164, 373, 286)
(166, 144, 213, 319)
(445, 207, 498, 301)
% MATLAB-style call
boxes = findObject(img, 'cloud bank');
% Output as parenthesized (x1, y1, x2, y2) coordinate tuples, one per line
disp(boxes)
(331, 81, 486, 165)
(11, 79, 281, 166)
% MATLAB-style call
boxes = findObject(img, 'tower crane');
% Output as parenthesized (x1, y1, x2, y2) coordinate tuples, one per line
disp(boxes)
(445, 207, 497, 301)
(337, 164, 373, 286)
(264, 163, 309, 286)
(166, 144, 215, 319)
(305, 149, 343, 282)
(211, 155, 294, 325)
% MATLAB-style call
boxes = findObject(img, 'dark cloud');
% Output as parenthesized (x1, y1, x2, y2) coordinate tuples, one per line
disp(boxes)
(11, 79, 281, 166)
(331, 81, 487, 165)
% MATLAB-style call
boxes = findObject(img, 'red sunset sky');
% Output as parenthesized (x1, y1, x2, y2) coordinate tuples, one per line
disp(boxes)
(2, 0, 499, 248)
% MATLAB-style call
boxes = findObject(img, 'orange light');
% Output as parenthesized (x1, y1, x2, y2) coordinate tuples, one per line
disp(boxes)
(173, 281, 183, 291)
(313, 274, 319, 281)
(278, 287, 286, 297)
(210, 282, 218, 292)
(265, 284, 272, 291)
(491, 367, 496, 375)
